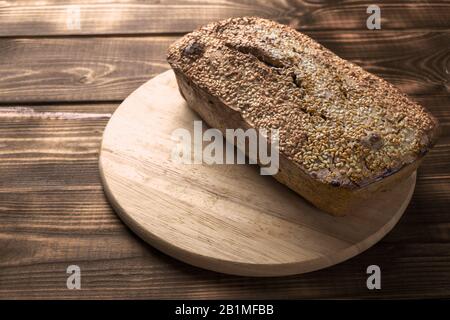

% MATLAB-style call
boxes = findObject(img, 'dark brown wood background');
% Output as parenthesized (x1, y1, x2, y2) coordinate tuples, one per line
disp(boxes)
(0, 1, 449, 299)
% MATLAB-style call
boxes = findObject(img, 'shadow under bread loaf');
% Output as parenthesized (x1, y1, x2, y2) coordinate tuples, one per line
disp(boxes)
(167, 17, 439, 216)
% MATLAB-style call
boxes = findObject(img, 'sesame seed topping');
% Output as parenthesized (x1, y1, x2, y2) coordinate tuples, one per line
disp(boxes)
(167, 17, 439, 187)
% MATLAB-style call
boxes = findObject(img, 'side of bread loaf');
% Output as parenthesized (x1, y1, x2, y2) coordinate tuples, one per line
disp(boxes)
(167, 17, 439, 216)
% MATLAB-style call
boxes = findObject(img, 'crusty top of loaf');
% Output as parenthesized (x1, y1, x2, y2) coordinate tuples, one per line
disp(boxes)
(167, 17, 439, 188)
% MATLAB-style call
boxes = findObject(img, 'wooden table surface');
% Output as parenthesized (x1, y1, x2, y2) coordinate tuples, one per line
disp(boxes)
(0, 1, 449, 299)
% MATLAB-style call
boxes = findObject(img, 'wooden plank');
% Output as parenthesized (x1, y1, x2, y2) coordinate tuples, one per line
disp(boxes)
(0, 102, 449, 298)
(0, 0, 449, 37)
(0, 31, 448, 103)
(1, 238, 449, 299)
(0, 37, 171, 103)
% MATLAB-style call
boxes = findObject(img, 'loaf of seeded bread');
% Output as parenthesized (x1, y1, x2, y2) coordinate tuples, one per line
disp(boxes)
(167, 17, 439, 216)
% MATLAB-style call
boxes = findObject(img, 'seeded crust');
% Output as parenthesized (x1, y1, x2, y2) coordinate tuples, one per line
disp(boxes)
(167, 17, 439, 215)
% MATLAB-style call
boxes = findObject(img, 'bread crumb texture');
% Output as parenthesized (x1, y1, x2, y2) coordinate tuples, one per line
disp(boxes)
(167, 17, 439, 188)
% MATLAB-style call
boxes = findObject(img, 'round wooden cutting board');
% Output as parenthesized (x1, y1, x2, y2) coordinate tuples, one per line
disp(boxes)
(99, 70, 416, 277)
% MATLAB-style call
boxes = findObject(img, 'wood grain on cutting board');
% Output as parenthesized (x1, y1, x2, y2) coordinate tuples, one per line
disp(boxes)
(99, 70, 417, 276)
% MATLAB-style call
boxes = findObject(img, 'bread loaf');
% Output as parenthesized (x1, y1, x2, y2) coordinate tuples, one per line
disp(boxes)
(167, 17, 439, 216)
